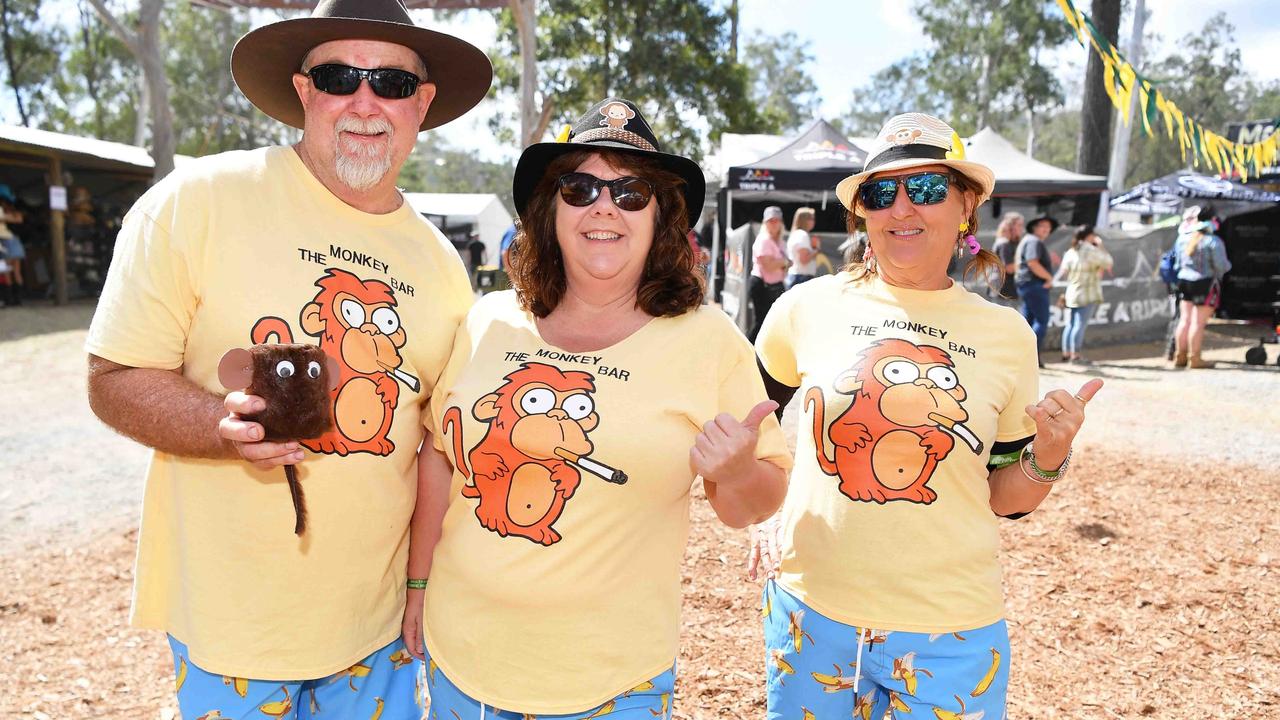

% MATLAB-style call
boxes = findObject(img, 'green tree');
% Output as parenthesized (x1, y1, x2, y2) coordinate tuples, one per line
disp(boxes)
(840, 0, 1071, 143)
(489, 0, 758, 158)
(41, 1, 138, 143)
(0, 0, 64, 126)
(398, 135, 515, 212)
(741, 30, 820, 134)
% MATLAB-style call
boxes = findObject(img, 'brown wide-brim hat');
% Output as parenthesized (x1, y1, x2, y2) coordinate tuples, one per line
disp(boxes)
(836, 112, 995, 215)
(512, 97, 706, 228)
(231, 0, 492, 132)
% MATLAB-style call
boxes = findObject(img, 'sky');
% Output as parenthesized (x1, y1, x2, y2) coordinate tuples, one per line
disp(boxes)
(4, 0, 1279, 161)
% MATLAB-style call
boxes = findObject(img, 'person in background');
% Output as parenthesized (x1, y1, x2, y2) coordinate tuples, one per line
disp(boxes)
(0, 184, 25, 307)
(1057, 225, 1113, 364)
(750, 205, 787, 341)
(1171, 204, 1230, 369)
(1015, 215, 1057, 365)
(785, 206, 818, 290)
(990, 212, 1023, 307)
(499, 222, 517, 270)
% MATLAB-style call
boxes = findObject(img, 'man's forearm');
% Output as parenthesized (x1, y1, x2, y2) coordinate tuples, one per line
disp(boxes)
(87, 354, 235, 459)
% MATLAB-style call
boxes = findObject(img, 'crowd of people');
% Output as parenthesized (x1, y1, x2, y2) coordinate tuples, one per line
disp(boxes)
(90, 2, 1273, 719)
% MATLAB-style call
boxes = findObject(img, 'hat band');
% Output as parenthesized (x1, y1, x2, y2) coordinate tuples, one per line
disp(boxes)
(864, 144, 949, 173)
(573, 127, 657, 152)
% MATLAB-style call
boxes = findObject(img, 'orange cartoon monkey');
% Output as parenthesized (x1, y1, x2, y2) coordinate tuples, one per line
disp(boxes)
(251, 268, 413, 457)
(806, 338, 977, 505)
(443, 362, 621, 546)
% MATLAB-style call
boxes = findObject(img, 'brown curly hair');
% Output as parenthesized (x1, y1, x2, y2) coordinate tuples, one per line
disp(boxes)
(508, 149, 704, 318)
(842, 170, 1005, 289)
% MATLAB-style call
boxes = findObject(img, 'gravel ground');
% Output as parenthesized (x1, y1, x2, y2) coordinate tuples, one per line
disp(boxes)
(1, 302, 1278, 719)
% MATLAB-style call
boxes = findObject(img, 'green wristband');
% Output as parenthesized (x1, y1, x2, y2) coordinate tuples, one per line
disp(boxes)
(406, 578, 428, 590)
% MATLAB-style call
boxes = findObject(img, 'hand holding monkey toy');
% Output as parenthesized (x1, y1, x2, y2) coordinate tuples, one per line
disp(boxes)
(218, 344, 338, 534)
(690, 400, 779, 486)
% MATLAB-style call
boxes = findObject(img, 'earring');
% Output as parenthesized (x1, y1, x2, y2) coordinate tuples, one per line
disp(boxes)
(959, 221, 969, 232)
(862, 244, 878, 274)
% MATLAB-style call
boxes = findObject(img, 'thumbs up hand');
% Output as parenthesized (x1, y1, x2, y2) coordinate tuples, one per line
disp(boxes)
(690, 401, 779, 486)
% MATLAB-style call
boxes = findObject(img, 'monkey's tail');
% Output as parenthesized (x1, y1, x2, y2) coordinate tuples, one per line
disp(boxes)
(285, 464, 307, 535)
(251, 316, 295, 345)
(442, 407, 479, 497)
(805, 387, 840, 477)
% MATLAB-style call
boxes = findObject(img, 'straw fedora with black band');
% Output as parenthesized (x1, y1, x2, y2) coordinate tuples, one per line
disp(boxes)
(836, 113, 996, 214)
(231, 0, 492, 132)
(511, 98, 706, 228)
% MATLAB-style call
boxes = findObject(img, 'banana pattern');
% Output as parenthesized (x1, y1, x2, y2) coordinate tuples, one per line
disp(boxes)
(763, 582, 1008, 719)
(168, 637, 418, 720)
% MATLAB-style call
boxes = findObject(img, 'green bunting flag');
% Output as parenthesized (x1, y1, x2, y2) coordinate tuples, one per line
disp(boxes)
(1056, 0, 1278, 181)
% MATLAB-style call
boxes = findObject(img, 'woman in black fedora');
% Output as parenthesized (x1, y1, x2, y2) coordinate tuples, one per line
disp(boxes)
(401, 98, 791, 718)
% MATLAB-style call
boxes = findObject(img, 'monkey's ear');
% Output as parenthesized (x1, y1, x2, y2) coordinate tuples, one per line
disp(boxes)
(325, 355, 341, 391)
(833, 370, 862, 395)
(473, 393, 501, 421)
(218, 348, 254, 390)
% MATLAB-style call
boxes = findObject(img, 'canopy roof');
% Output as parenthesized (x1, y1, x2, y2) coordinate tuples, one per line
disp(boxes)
(726, 119, 866, 192)
(1110, 170, 1280, 217)
(963, 127, 1106, 196)
(0, 124, 157, 174)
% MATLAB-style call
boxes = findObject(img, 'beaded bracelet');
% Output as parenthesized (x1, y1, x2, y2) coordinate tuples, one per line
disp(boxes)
(406, 578, 428, 590)
(1019, 445, 1072, 485)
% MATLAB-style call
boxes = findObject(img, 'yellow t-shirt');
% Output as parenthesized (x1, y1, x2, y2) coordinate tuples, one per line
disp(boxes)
(756, 273, 1040, 633)
(84, 146, 474, 679)
(423, 291, 791, 714)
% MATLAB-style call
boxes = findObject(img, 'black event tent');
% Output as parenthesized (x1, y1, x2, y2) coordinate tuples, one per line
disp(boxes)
(725, 119, 867, 194)
(1110, 170, 1280, 217)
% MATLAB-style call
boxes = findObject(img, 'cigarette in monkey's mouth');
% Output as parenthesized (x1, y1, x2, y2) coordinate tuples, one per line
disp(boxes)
(379, 363, 421, 393)
(927, 412, 983, 454)
(554, 448, 629, 485)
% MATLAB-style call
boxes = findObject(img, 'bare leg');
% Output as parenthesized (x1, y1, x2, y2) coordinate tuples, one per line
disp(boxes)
(1173, 300, 1194, 366)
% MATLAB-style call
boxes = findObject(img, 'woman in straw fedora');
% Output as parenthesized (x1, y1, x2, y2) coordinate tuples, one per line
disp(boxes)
(748, 113, 1104, 719)
(402, 98, 791, 718)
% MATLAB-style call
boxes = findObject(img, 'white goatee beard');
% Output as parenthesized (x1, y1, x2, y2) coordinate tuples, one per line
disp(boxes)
(333, 117, 395, 192)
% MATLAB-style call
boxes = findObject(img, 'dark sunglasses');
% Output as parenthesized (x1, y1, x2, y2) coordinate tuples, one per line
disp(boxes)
(305, 64, 423, 99)
(858, 171, 953, 211)
(556, 172, 655, 212)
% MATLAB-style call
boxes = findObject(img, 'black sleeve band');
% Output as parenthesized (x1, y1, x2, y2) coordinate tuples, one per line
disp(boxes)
(989, 435, 1035, 520)
(757, 357, 799, 420)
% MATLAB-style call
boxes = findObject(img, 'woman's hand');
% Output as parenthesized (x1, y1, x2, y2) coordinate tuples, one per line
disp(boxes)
(1023, 378, 1104, 469)
(402, 587, 426, 661)
(746, 514, 782, 581)
(691, 401, 778, 486)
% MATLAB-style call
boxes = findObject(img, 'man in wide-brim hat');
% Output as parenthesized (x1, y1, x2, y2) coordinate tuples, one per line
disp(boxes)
(85, 2, 490, 717)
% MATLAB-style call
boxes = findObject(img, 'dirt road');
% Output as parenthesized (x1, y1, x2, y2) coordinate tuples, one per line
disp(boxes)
(2, 303, 1277, 718)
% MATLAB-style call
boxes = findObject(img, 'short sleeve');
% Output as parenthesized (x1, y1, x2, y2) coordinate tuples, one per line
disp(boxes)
(995, 323, 1040, 444)
(718, 336, 792, 472)
(754, 287, 799, 386)
(85, 183, 202, 370)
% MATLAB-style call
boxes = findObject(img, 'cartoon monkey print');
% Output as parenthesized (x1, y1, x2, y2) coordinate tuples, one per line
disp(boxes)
(598, 101, 635, 129)
(806, 338, 976, 505)
(443, 362, 624, 546)
(250, 268, 417, 458)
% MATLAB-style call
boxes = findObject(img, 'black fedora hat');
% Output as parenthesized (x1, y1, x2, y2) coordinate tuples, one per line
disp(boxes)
(512, 98, 706, 228)
(1027, 215, 1060, 233)
(231, 0, 492, 132)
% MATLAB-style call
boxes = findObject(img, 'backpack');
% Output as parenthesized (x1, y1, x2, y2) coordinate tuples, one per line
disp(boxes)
(1158, 247, 1179, 284)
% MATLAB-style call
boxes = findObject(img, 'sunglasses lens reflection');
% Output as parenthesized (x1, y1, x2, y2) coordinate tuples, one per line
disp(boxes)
(557, 173, 654, 211)
(558, 173, 600, 206)
(905, 173, 950, 205)
(861, 179, 900, 210)
(610, 178, 653, 211)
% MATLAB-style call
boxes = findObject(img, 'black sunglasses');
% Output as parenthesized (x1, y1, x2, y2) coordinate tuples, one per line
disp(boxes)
(305, 64, 423, 99)
(557, 172, 655, 212)
(858, 171, 953, 211)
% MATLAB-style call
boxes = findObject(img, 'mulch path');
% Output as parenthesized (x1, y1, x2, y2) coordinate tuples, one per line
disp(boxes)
(3, 449, 1276, 719)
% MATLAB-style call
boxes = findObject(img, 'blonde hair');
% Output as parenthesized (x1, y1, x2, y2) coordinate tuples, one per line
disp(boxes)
(791, 207, 816, 232)
(995, 212, 1024, 241)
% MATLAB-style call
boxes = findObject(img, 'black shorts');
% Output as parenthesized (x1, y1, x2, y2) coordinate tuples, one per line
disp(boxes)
(1176, 277, 1218, 306)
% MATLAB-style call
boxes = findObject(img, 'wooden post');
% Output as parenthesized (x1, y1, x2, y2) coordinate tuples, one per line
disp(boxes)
(49, 154, 67, 306)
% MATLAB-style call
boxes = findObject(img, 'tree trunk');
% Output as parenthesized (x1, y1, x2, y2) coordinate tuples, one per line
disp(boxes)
(510, 0, 540, 146)
(728, 0, 738, 63)
(134, 73, 148, 147)
(79, 3, 105, 137)
(1072, 0, 1121, 224)
(87, 0, 174, 181)
(0, 0, 29, 126)
(1026, 106, 1036, 155)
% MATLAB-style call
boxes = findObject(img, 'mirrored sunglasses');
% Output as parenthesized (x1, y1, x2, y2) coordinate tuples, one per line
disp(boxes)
(556, 172, 654, 212)
(306, 64, 423, 100)
(858, 171, 952, 211)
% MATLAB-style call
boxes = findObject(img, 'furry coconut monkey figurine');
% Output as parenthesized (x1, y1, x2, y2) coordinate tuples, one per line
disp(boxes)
(218, 344, 338, 535)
